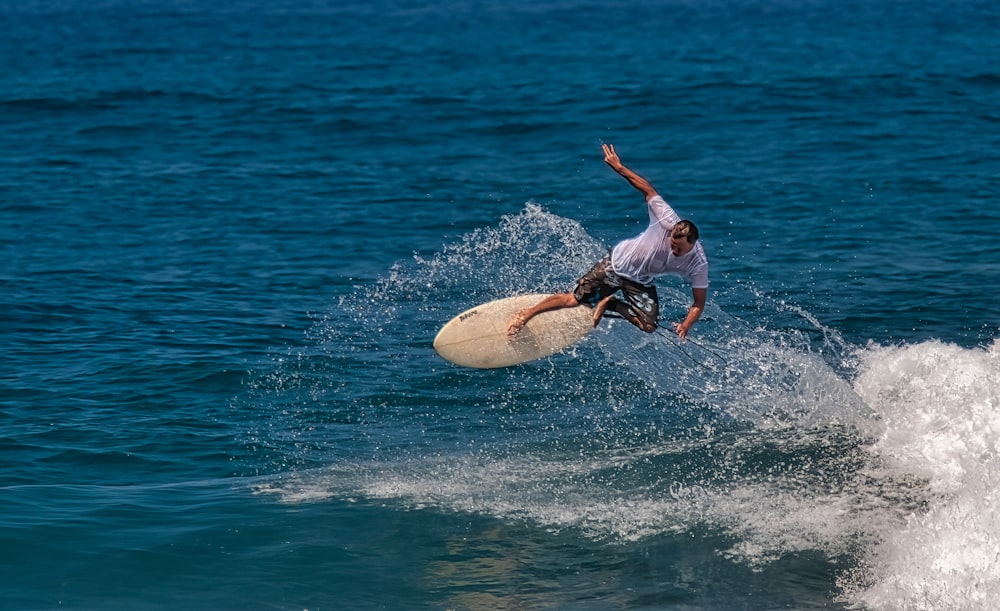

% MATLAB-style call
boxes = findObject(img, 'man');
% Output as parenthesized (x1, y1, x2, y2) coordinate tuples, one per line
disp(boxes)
(507, 144, 708, 340)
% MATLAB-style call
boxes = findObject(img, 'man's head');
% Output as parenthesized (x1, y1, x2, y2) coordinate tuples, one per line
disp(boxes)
(669, 220, 699, 256)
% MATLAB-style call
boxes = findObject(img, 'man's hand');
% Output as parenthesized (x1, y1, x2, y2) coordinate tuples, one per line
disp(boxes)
(602, 143, 623, 171)
(673, 322, 690, 340)
(674, 294, 706, 341)
(602, 143, 657, 200)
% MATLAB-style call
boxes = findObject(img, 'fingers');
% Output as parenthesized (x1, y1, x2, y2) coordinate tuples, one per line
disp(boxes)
(673, 322, 688, 340)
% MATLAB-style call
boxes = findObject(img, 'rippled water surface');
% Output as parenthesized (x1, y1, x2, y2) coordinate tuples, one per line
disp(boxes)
(2, 0, 999, 608)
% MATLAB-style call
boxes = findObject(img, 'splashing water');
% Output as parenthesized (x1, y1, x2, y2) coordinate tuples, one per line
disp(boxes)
(842, 339, 1000, 609)
(247, 205, 1000, 610)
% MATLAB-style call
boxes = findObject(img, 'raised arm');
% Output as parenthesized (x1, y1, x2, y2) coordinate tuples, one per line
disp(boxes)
(603, 143, 658, 201)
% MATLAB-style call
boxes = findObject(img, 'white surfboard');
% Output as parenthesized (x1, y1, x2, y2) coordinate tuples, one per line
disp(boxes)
(433, 294, 594, 368)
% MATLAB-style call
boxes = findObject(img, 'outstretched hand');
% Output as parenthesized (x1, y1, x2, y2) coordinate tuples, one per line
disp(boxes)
(602, 143, 623, 171)
(673, 322, 690, 341)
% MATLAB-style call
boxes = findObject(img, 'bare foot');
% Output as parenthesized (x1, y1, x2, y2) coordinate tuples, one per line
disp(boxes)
(506, 310, 529, 340)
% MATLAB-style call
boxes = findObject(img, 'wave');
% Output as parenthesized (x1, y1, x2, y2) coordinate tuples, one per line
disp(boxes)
(247, 204, 1000, 609)
(843, 339, 1000, 609)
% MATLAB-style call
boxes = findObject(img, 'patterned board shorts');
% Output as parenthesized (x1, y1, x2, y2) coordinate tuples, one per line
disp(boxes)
(573, 255, 659, 331)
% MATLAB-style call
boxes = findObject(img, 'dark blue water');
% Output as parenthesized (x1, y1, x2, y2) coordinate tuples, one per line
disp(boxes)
(3, 1, 999, 608)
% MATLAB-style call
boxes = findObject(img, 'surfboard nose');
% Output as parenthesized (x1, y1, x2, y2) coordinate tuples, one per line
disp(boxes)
(433, 294, 593, 368)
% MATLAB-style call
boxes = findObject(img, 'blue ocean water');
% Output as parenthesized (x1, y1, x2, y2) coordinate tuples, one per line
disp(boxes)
(2, 0, 999, 608)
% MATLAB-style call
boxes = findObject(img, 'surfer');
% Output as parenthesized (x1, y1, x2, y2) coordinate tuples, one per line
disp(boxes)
(507, 143, 708, 340)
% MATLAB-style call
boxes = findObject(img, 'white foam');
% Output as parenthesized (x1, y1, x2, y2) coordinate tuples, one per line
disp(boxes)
(253, 434, 880, 558)
(255, 340, 1000, 610)
(843, 339, 1000, 609)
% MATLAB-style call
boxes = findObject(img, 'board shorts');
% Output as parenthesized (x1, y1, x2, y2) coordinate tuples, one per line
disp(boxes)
(573, 255, 659, 331)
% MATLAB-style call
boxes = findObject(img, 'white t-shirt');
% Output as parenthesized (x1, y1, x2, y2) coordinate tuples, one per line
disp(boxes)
(610, 195, 709, 288)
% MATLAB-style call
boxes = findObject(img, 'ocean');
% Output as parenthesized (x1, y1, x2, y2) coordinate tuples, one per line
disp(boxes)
(2, 0, 998, 608)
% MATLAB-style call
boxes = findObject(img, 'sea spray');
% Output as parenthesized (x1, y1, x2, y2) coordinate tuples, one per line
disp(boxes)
(250, 206, 1000, 609)
(842, 340, 1000, 609)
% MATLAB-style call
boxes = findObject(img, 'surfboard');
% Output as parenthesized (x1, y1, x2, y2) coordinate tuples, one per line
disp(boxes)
(433, 294, 594, 368)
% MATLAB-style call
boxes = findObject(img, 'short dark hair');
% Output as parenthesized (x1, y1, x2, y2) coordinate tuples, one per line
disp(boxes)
(672, 220, 699, 243)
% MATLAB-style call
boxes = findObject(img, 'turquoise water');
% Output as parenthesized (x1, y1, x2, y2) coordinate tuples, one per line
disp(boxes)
(2, 1, 999, 608)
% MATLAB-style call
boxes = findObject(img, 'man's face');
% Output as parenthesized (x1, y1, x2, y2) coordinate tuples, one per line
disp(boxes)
(670, 232, 694, 257)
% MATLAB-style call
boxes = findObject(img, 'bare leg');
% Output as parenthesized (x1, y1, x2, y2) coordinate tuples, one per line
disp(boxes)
(591, 294, 616, 327)
(506, 292, 580, 339)
(592, 296, 658, 333)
